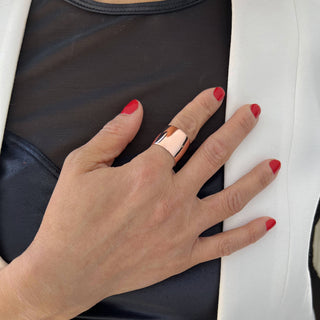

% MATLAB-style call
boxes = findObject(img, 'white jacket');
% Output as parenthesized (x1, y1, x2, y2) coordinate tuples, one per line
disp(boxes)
(0, 1, 319, 319)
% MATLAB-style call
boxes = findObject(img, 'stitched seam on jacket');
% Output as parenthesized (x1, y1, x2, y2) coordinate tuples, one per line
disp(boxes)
(280, 0, 300, 304)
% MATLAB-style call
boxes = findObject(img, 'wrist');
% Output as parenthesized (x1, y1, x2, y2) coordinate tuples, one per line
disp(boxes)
(0, 253, 67, 320)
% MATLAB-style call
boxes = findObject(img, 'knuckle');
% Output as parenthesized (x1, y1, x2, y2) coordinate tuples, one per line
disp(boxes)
(151, 148, 173, 168)
(133, 162, 159, 187)
(258, 170, 273, 189)
(150, 200, 171, 226)
(195, 90, 217, 117)
(63, 148, 83, 167)
(245, 225, 260, 246)
(202, 137, 228, 169)
(238, 112, 255, 134)
(175, 112, 198, 140)
(101, 118, 125, 138)
(168, 253, 186, 273)
(224, 188, 244, 214)
(129, 150, 171, 189)
(218, 237, 234, 257)
(146, 195, 179, 230)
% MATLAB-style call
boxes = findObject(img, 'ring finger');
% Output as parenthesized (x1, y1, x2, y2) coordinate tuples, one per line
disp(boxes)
(197, 159, 281, 231)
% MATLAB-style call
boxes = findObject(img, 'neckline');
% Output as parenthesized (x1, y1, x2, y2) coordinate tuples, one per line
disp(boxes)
(63, 0, 204, 15)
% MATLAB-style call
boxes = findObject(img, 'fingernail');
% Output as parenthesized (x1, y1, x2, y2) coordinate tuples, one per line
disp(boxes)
(269, 159, 281, 174)
(121, 99, 139, 114)
(214, 87, 225, 101)
(251, 104, 261, 118)
(266, 219, 276, 231)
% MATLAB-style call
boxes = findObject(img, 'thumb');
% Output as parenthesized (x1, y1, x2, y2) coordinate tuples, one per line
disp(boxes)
(78, 99, 143, 169)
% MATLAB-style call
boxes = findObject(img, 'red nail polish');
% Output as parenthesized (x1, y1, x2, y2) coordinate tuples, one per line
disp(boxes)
(266, 219, 276, 231)
(214, 87, 225, 101)
(269, 160, 281, 174)
(121, 99, 139, 114)
(251, 104, 261, 118)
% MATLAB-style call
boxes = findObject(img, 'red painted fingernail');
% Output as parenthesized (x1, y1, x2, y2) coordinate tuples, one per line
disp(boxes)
(251, 104, 261, 118)
(269, 159, 281, 174)
(214, 87, 225, 101)
(121, 99, 139, 114)
(266, 219, 276, 231)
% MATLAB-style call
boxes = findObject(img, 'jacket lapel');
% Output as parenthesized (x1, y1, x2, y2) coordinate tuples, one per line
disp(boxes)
(0, 0, 32, 156)
(218, 0, 319, 319)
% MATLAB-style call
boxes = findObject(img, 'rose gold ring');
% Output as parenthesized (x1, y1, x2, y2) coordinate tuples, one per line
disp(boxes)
(152, 125, 190, 165)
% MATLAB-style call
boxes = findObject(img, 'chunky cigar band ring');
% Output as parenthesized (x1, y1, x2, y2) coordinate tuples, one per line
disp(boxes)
(152, 125, 190, 165)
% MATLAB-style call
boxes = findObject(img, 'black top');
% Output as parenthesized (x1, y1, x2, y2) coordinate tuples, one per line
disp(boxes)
(1, 0, 232, 319)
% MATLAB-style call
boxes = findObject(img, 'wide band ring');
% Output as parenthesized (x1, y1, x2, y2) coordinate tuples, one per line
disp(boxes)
(152, 125, 190, 165)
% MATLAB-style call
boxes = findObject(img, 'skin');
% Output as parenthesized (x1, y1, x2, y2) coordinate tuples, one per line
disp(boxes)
(0, 88, 279, 319)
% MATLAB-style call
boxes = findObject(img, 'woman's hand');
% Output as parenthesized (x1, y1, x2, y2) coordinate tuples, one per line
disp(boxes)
(0, 88, 280, 319)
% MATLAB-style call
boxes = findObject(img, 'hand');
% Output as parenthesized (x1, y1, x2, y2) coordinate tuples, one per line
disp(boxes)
(1, 88, 280, 319)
